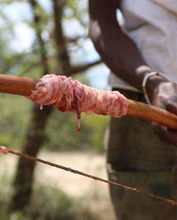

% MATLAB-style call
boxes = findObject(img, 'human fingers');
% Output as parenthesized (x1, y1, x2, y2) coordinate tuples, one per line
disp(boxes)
(152, 122, 177, 146)
(166, 96, 177, 115)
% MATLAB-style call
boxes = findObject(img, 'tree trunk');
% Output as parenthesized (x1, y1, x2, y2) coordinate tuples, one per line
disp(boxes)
(9, 105, 52, 211)
(9, 0, 102, 212)
(9, 0, 52, 212)
(52, 0, 71, 74)
(9, 0, 72, 212)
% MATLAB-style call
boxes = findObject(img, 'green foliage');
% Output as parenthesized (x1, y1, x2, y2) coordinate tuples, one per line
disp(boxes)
(0, 0, 109, 151)
(29, 185, 75, 220)
(0, 94, 31, 149)
(0, 0, 109, 219)
(44, 108, 108, 152)
(83, 114, 109, 152)
(29, 185, 100, 220)
(0, 0, 109, 218)
(66, 0, 88, 27)
(0, 178, 99, 220)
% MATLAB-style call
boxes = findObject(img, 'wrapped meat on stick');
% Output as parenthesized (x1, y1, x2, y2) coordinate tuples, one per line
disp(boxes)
(29, 74, 128, 130)
(0, 74, 177, 129)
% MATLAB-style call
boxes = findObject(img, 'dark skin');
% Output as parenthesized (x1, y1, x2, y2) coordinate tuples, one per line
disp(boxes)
(89, 0, 177, 146)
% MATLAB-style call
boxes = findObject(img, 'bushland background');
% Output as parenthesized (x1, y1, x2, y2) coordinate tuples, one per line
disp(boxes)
(0, 0, 115, 219)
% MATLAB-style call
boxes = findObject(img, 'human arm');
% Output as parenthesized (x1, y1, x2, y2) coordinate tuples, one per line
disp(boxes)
(89, 0, 177, 145)
(89, 0, 161, 90)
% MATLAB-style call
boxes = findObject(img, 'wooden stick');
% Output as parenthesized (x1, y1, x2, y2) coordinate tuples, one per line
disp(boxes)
(0, 74, 38, 96)
(127, 100, 177, 129)
(1, 74, 177, 129)
(1, 146, 176, 207)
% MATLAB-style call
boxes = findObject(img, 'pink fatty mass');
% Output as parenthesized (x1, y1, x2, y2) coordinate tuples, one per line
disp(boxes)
(0, 146, 9, 154)
(29, 74, 128, 129)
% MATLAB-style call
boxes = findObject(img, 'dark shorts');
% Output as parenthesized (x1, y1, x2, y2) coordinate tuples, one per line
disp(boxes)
(106, 90, 177, 220)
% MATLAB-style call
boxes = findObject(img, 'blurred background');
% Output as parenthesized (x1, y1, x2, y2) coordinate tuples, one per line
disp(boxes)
(0, 0, 115, 219)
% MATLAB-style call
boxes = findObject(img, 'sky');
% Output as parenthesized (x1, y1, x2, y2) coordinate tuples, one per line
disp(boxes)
(1, 0, 110, 89)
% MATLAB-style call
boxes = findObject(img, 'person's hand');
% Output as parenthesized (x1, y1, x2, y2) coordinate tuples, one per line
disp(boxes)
(147, 77, 177, 146)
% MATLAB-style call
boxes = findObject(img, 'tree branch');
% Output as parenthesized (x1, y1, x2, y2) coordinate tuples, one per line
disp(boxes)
(66, 35, 88, 44)
(29, 0, 49, 74)
(52, 0, 71, 74)
(68, 59, 102, 75)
